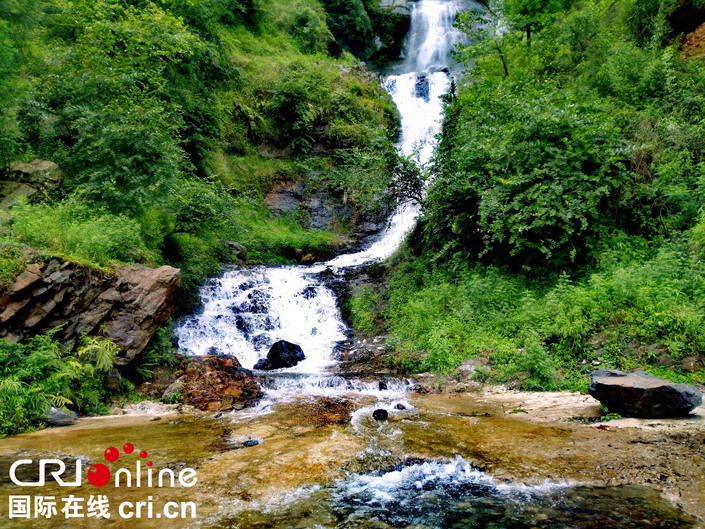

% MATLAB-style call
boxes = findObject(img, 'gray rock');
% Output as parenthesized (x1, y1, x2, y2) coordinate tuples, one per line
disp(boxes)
(106, 369, 122, 391)
(45, 406, 77, 426)
(588, 369, 703, 418)
(162, 376, 186, 400)
(225, 241, 247, 261)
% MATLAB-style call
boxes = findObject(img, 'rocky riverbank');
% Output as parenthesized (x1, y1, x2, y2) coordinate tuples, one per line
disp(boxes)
(1, 384, 703, 527)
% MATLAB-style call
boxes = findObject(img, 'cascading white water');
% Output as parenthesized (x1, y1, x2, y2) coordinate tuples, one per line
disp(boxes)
(175, 0, 468, 374)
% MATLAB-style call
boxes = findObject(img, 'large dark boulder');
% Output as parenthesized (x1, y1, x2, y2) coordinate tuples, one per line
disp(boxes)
(588, 369, 703, 418)
(254, 340, 306, 370)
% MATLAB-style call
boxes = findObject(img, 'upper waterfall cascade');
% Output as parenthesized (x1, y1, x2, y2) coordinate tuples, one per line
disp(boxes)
(175, 0, 470, 371)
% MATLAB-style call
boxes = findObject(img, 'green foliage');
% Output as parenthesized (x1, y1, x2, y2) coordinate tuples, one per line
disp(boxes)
(0, 332, 119, 437)
(162, 391, 183, 404)
(290, 4, 331, 53)
(320, 0, 372, 52)
(426, 78, 633, 267)
(11, 197, 154, 267)
(2, 0, 400, 297)
(379, 236, 705, 389)
(0, 235, 26, 292)
(348, 286, 384, 336)
(131, 322, 179, 380)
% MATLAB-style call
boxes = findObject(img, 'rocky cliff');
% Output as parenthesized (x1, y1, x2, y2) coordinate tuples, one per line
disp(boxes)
(0, 259, 180, 364)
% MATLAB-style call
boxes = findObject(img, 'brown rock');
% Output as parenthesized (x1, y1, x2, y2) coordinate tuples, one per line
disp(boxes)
(106, 265, 180, 361)
(0, 261, 180, 364)
(181, 355, 263, 412)
(9, 268, 42, 295)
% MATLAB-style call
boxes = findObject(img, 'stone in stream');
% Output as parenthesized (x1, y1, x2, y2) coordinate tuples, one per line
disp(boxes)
(181, 355, 263, 412)
(588, 369, 703, 418)
(253, 340, 306, 370)
(45, 406, 78, 426)
(373, 409, 389, 421)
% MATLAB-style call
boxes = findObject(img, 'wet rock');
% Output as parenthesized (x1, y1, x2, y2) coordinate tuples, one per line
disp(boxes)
(313, 397, 354, 425)
(395, 403, 406, 410)
(250, 333, 271, 350)
(415, 74, 430, 102)
(182, 355, 263, 412)
(379, 380, 388, 390)
(106, 369, 122, 391)
(373, 409, 389, 421)
(588, 369, 703, 418)
(45, 406, 78, 426)
(301, 285, 317, 299)
(254, 340, 306, 370)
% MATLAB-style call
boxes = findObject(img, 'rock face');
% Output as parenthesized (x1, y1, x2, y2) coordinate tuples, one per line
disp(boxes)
(265, 177, 386, 248)
(379, 0, 412, 16)
(0, 259, 180, 363)
(181, 355, 263, 412)
(0, 159, 63, 211)
(254, 340, 306, 370)
(588, 369, 703, 418)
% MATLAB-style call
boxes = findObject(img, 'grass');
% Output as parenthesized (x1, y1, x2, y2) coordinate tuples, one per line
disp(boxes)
(355, 235, 705, 392)
(0, 235, 26, 291)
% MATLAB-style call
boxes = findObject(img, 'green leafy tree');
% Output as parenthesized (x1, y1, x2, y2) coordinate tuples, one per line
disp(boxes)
(504, 0, 565, 47)
(455, 0, 511, 77)
(320, 0, 372, 52)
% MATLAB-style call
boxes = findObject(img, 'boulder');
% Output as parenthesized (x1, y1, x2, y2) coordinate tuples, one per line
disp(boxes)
(588, 369, 703, 418)
(182, 355, 263, 412)
(372, 409, 389, 421)
(225, 241, 247, 261)
(254, 340, 306, 370)
(45, 407, 78, 426)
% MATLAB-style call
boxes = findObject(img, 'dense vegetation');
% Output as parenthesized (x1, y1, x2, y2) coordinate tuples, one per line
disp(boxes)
(0, 0, 406, 293)
(352, 0, 705, 391)
(0, 333, 120, 436)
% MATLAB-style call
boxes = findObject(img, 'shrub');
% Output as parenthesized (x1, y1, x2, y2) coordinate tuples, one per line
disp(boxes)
(0, 333, 118, 437)
(11, 197, 153, 267)
(426, 79, 633, 267)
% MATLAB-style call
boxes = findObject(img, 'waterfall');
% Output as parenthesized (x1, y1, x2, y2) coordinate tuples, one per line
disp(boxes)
(175, 0, 470, 372)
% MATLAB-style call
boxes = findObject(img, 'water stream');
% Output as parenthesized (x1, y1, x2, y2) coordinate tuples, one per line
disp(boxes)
(22, 1, 691, 527)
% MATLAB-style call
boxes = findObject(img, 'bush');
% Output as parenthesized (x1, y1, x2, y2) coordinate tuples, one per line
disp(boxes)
(11, 197, 154, 267)
(0, 333, 119, 437)
(426, 79, 633, 267)
(0, 236, 26, 292)
(320, 0, 372, 52)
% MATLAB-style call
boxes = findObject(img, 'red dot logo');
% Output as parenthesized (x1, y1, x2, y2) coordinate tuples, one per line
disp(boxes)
(140, 450, 148, 458)
(123, 442, 134, 454)
(87, 464, 111, 487)
(104, 447, 119, 463)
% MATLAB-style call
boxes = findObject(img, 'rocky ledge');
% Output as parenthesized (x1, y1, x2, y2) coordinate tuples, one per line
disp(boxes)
(588, 369, 703, 418)
(0, 259, 180, 363)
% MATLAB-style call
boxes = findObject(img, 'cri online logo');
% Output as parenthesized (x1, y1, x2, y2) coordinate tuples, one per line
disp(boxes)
(9, 442, 197, 488)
